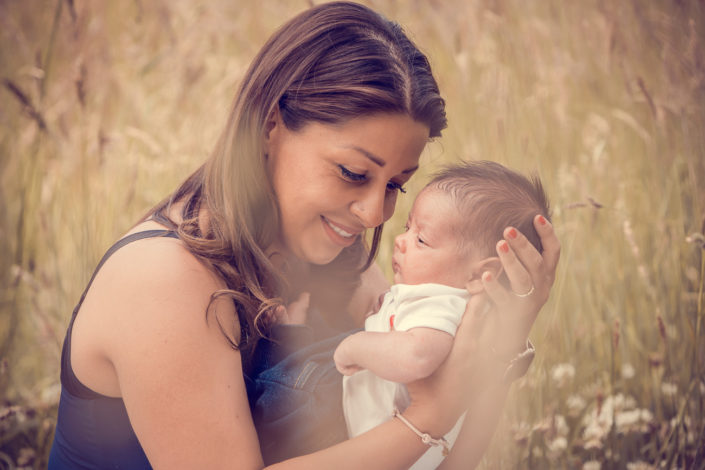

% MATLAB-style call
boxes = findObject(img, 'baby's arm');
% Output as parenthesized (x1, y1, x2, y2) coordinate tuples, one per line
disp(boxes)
(333, 327, 454, 383)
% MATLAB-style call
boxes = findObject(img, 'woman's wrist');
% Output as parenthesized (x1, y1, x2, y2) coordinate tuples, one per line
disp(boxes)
(401, 401, 456, 439)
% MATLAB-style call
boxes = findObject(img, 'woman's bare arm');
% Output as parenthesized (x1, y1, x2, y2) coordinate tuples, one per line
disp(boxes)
(439, 216, 560, 470)
(87, 238, 464, 469)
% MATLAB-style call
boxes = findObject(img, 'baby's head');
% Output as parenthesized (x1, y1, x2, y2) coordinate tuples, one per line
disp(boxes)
(392, 161, 551, 290)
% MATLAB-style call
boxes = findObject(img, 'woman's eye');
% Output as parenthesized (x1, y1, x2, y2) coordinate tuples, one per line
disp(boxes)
(339, 165, 366, 182)
(386, 181, 407, 194)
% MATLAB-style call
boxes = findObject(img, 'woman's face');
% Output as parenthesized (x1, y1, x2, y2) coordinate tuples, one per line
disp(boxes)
(266, 112, 430, 265)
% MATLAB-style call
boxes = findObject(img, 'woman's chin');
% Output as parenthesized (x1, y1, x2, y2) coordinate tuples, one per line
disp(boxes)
(304, 246, 345, 266)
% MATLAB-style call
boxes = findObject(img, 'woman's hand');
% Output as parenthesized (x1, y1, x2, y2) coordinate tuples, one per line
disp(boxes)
(403, 215, 560, 435)
(403, 293, 491, 435)
(483, 215, 560, 357)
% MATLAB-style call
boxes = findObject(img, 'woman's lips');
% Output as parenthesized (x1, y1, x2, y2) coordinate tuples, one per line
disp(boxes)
(321, 216, 361, 247)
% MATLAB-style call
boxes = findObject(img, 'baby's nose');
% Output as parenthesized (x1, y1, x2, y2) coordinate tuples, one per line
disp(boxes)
(394, 234, 406, 254)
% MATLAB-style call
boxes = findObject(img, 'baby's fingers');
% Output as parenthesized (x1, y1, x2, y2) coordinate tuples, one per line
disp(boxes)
(286, 292, 310, 325)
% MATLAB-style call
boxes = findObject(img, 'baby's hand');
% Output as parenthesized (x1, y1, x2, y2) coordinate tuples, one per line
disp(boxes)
(365, 290, 390, 318)
(273, 292, 310, 325)
(334, 334, 364, 376)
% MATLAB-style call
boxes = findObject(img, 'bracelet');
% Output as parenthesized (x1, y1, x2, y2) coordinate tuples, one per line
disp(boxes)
(489, 340, 536, 384)
(392, 408, 450, 457)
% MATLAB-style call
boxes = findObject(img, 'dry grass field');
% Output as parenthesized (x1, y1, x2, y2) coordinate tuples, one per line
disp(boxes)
(1, 0, 704, 468)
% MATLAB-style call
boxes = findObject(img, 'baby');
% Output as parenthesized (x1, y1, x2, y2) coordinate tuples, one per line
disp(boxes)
(252, 160, 550, 467)
(333, 160, 550, 468)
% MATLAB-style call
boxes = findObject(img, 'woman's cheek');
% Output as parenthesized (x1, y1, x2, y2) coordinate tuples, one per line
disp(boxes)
(382, 193, 398, 223)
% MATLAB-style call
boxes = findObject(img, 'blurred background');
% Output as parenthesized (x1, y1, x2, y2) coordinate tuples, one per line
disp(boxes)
(1, 0, 703, 468)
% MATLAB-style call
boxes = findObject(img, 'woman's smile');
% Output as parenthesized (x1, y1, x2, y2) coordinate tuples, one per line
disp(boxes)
(321, 216, 362, 246)
(265, 112, 430, 265)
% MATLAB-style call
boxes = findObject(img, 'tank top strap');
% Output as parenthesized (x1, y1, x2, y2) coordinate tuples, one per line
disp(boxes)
(61, 229, 179, 398)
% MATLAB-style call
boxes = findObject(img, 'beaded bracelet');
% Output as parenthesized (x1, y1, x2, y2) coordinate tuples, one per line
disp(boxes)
(392, 408, 450, 457)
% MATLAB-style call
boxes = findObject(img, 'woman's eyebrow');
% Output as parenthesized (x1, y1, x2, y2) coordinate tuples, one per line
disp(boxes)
(343, 145, 419, 174)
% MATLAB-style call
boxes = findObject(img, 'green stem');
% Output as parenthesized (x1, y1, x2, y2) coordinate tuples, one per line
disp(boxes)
(40, 0, 63, 101)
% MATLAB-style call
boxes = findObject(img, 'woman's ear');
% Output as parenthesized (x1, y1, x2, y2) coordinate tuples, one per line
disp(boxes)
(465, 256, 503, 295)
(263, 107, 282, 155)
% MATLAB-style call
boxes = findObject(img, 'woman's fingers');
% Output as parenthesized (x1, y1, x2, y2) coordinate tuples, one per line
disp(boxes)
(481, 270, 511, 307)
(534, 214, 561, 276)
(496, 239, 533, 298)
(502, 226, 544, 287)
(499, 216, 561, 303)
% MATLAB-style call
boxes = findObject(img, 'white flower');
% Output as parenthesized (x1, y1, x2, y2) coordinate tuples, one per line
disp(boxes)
(621, 363, 635, 379)
(583, 461, 601, 470)
(551, 363, 576, 387)
(615, 409, 641, 429)
(567, 394, 586, 416)
(626, 461, 656, 470)
(548, 436, 567, 453)
(554, 414, 569, 437)
(661, 382, 678, 397)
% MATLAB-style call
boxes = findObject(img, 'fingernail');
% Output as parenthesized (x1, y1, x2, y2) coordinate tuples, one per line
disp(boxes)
(508, 228, 518, 239)
(482, 271, 492, 282)
(538, 215, 547, 226)
(499, 240, 509, 253)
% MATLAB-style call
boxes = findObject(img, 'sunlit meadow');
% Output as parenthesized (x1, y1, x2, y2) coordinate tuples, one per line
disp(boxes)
(1, 1, 703, 468)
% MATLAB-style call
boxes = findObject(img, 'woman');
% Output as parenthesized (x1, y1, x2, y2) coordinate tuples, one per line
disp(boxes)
(49, 2, 560, 469)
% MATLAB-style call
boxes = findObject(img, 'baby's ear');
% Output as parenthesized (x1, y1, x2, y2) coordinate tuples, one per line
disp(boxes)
(465, 256, 502, 295)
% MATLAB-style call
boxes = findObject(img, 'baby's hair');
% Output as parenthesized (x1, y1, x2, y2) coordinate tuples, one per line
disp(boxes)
(427, 161, 551, 258)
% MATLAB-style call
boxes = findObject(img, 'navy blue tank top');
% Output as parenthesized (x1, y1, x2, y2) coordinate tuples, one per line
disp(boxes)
(49, 230, 179, 469)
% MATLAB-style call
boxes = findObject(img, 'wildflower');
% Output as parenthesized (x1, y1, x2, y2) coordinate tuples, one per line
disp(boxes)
(621, 363, 635, 380)
(661, 382, 677, 397)
(626, 461, 656, 470)
(583, 461, 601, 470)
(685, 232, 705, 249)
(551, 363, 576, 387)
(648, 352, 663, 368)
(554, 414, 569, 437)
(615, 408, 652, 434)
(567, 394, 586, 417)
(547, 436, 567, 456)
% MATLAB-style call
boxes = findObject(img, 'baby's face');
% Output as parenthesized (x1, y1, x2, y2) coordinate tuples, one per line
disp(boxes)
(392, 189, 471, 288)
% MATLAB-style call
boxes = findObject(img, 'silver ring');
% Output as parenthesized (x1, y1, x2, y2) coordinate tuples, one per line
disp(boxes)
(512, 284, 535, 298)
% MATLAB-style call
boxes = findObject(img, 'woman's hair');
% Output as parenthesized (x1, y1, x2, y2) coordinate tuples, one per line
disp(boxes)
(427, 161, 551, 258)
(148, 2, 446, 365)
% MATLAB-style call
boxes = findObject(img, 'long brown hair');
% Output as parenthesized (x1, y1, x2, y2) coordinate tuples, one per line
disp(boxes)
(148, 2, 447, 365)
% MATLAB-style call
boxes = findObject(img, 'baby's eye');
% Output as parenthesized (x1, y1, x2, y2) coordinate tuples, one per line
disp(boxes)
(417, 237, 426, 245)
(386, 181, 407, 194)
(339, 165, 366, 182)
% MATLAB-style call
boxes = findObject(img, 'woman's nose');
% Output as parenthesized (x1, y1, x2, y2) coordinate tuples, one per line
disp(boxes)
(351, 188, 388, 228)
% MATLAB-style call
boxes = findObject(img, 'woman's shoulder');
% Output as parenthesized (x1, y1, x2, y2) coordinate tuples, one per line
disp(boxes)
(110, 220, 221, 286)
(82, 221, 237, 348)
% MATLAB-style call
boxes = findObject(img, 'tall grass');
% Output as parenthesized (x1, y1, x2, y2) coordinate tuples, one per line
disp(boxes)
(1, 0, 703, 468)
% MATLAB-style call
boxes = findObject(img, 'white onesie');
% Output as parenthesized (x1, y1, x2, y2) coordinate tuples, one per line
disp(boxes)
(342, 283, 470, 470)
